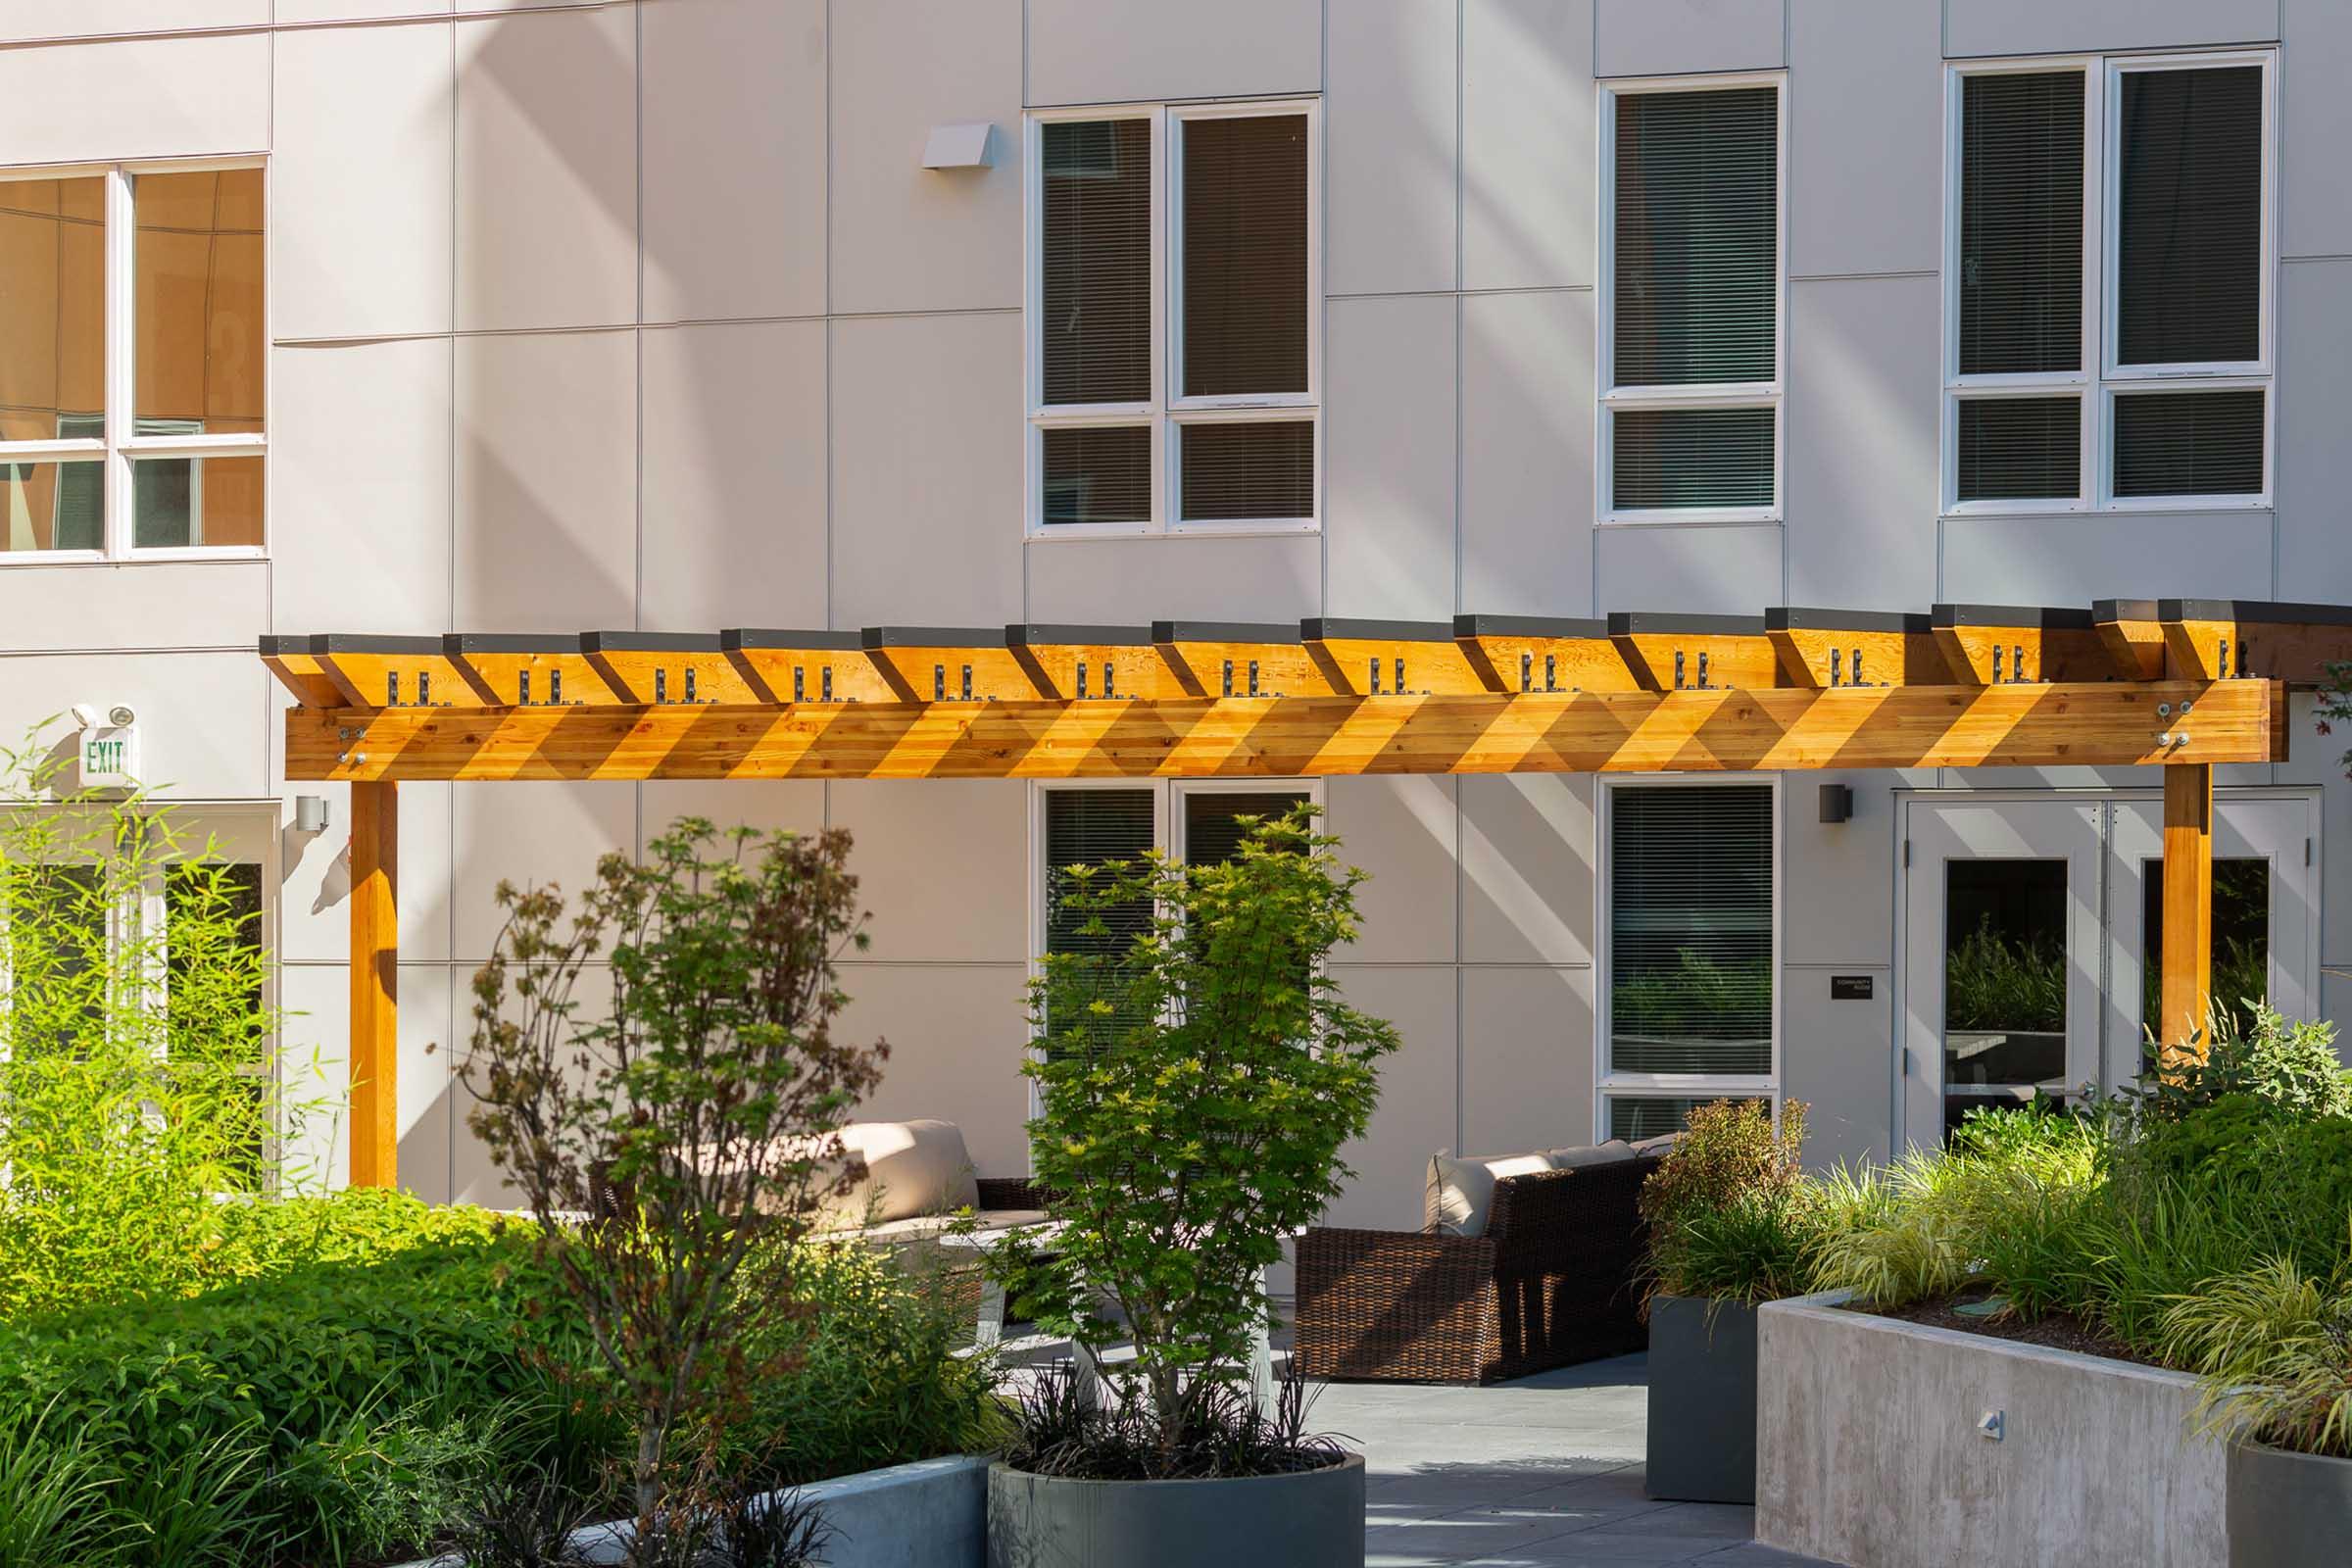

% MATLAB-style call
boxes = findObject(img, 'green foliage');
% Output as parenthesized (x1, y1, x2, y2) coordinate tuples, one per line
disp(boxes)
(726, 1242, 1009, 1488)
(2159, 1255, 2352, 1458)
(1807, 1107, 2103, 1315)
(1610, 951, 1771, 1039)
(1007, 804, 1396, 1471)
(1943, 917, 2065, 1033)
(0, 1229, 600, 1566)
(1640, 1099, 1820, 1307)
(0, 727, 325, 1318)
(467, 817, 890, 1527)
(2127, 1003, 2352, 1124)
(0, 1401, 126, 1568)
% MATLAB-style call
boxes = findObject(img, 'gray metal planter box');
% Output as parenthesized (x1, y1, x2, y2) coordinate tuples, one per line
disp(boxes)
(2229, 1443, 2352, 1566)
(986, 1453, 1366, 1568)
(1645, 1292, 1757, 1504)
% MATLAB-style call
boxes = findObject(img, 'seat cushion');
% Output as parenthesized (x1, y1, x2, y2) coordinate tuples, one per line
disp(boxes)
(820, 1119, 982, 1228)
(853, 1207, 1050, 1244)
(1547, 1139, 1639, 1169)
(1424, 1152, 1555, 1239)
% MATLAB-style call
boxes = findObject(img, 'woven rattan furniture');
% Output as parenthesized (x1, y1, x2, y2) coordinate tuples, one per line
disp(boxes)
(1293, 1152, 1658, 1385)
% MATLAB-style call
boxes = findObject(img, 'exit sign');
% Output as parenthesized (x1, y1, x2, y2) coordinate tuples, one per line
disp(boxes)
(79, 725, 140, 788)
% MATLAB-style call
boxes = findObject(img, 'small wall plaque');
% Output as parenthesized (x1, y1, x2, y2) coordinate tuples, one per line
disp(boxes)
(1831, 974, 1874, 1001)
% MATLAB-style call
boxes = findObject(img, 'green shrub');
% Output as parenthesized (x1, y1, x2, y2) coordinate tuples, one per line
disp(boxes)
(2128, 1003, 2352, 1124)
(0, 1233, 599, 1566)
(727, 1242, 1008, 1487)
(1944, 919, 2065, 1033)
(1641, 1099, 1817, 1306)
(1808, 1107, 2102, 1314)
(2159, 1256, 2352, 1457)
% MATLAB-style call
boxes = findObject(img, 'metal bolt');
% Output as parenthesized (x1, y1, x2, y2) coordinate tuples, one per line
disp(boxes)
(2157, 703, 2173, 717)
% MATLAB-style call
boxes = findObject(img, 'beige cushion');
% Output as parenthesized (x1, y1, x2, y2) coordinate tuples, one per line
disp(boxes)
(1424, 1152, 1554, 1239)
(855, 1207, 1050, 1244)
(1422, 1140, 1645, 1239)
(1548, 1139, 1639, 1169)
(1630, 1132, 1684, 1158)
(821, 1119, 981, 1228)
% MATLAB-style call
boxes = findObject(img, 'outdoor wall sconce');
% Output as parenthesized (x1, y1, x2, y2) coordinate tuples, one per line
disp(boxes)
(921, 122, 995, 170)
(1819, 783, 1853, 824)
(295, 795, 332, 833)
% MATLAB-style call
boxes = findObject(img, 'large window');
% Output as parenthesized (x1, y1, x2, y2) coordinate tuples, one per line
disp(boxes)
(1944, 54, 2272, 512)
(1600, 782, 1777, 1139)
(1035, 781, 1315, 999)
(1600, 77, 1784, 522)
(0, 164, 265, 558)
(1026, 103, 1318, 535)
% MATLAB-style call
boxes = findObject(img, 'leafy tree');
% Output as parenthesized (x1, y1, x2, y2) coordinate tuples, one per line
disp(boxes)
(465, 819, 887, 1542)
(0, 725, 309, 1315)
(1003, 804, 1396, 1475)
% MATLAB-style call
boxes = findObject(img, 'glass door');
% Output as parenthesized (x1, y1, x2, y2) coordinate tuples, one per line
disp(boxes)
(2106, 794, 2318, 1087)
(1902, 802, 2104, 1148)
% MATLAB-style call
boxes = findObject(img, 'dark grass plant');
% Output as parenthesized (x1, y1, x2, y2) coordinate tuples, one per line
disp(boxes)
(1003, 1361, 1346, 1483)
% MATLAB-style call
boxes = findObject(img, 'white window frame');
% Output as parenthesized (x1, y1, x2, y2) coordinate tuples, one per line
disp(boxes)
(1592, 774, 1783, 1138)
(1940, 51, 2275, 515)
(0, 158, 267, 564)
(1595, 73, 1787, 527)
(1022, 99, 1322, 540)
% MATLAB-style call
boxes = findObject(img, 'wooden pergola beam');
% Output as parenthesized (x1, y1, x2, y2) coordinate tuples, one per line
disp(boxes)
(285, 678, 2278, 783)
(2161, 762, 2215, 1068)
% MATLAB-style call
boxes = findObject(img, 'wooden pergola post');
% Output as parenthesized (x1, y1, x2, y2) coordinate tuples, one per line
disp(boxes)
(348, 779, 399, 1188)
(2160, 762, 2214, 1069)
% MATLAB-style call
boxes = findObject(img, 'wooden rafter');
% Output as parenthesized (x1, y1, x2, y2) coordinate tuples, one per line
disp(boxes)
(283, 679, 2277, 783)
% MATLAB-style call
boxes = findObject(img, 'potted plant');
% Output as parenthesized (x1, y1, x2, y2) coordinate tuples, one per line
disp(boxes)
(1639, 1098, 1814, 1505)
(988, 805, 1397, 1568)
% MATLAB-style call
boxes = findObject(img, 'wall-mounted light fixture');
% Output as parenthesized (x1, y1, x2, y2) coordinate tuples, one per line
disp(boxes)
(295, 795, 332, 834)
(1818, 783, 1853, 824)
(922, 122, 995, 170)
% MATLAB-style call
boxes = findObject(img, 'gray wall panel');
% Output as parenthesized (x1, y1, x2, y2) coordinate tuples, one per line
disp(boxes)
(1595, 522, 1786, 613)
(1463, 0, 1597, 291)
(2276, 261, 2352, 603)
(1939, 512, 2276, 607)
(1461, 289, 1597, 616)
(1785, 274, 1940, 612)
(1325, 294, 1459, 619)
(1025, 0, 1320, 107)
(1788, 0, 1940, 278)
(1596, 0, 1784, 77)
(1328, 0, 1458, 298)
(1944, 0, 2278, 57)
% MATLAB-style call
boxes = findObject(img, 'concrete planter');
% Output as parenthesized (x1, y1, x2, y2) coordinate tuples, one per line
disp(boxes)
(391, 1452, 988, 1568)
(1644, 1293, 1757, 1504)
(985, 1453, 1366, 1568)
(1756, 1291, 2225, 1568)
(2228, 1442, 2352, 1566)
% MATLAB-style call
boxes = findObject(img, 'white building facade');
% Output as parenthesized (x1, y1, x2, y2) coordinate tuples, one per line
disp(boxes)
(2, 0, 2346, 1227)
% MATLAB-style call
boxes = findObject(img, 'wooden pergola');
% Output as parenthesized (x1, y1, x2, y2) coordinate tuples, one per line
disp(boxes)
(264, 598, 2340, 1187)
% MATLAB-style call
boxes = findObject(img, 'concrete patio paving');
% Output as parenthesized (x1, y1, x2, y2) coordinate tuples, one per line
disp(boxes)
(1308, 1352, 1838, 1567)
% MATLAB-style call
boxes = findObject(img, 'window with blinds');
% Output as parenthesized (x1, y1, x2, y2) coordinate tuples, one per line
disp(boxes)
(1604, 82, 1780, 516)
(1956, 397, 2081, 503)
(1611, 407, 1774, 512)
(1042, 790, 1155, 1045)
(1608, 1095, 1765, 1143)
(1943, 55, 2271, 511)
(1959, 72, 2083, 377)
(2116, 67, 2262, 368)
(1607, 786, 1773, 1078)
(1184, 790, 1307, 867)
(2112, 389, 2265, 498)
(1029, 105, 1317, 532)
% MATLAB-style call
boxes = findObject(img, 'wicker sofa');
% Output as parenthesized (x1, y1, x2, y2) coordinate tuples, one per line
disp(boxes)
(1293, 1140, 1665, 1385)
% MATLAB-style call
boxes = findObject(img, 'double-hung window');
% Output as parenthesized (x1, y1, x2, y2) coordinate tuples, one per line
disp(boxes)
(1945, 53, 2273, 512)
(1025, 102, 1318, 535)
(1034, 781, 1317, 1041)
(0, 163, 266, 559)
(1599, 77, 1785, 523)
(1597, 781, 1778, 1141)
